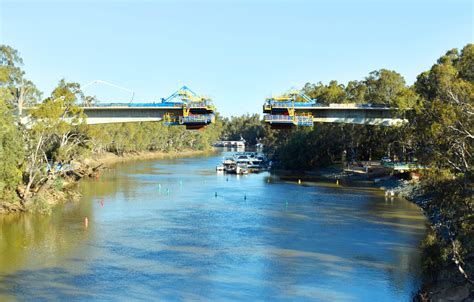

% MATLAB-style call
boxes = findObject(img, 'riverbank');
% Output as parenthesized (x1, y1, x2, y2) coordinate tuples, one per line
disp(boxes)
(376, 178, 473, 302)
(270, 164, 388, 186)
(335, 169, 473, 301)
(0, 149, 215, 214)
(82, 149, 215, 168)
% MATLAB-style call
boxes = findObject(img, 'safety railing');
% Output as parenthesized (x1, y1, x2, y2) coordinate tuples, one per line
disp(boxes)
(264, 101, 318, 108)
(89, 102, 183, 108)
(269, 101, 294, 108)
(295, 115, 314, 126)
(263, 114, 294, 122)
(187, 101, 213, 108)
(264, 114, 314, 126)
(179, 114, 214, 124)
(129, 103, 183, 108)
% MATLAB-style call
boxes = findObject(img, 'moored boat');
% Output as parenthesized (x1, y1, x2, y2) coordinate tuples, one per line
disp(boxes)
(217, 152, 268, 174)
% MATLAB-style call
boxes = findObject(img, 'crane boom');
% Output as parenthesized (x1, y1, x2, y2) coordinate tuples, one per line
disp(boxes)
(82, 80, 135, 103)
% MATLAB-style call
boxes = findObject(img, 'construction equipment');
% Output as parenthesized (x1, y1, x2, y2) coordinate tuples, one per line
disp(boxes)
(160, 86, 215, 129)
(263, 89, 316, 128)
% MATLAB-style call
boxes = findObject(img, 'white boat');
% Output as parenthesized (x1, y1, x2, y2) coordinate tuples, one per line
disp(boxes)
(235, 155, 251, 164)
(223, 157, 235, 165)
(217, 152, 268, 174)
(236, 164, 248, 174)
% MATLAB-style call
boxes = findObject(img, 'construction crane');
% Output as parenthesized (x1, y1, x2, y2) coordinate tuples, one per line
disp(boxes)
(79, 82, 215, 129)
(263, 88, 317, 128)
(265, 88, 316, 104)
(81, 80, 135, 104)
(160, 86, 215, 129)
(161, 86, 211, 104)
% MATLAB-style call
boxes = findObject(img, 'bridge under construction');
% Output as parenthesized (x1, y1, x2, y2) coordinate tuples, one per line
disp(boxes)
(262, 89, 404, 128)
(21, 84, 404, 129)
(81, 86, 215, 129)
(23, 85, 216, 130)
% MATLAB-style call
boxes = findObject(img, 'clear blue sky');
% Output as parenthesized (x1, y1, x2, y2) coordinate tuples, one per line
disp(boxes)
(1, 0, 472, 116)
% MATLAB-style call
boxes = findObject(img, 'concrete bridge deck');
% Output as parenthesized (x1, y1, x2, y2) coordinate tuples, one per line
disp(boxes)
(22, 102, 404, 126)
(81, 105, 182, 124)
(263, 103, 404, 126)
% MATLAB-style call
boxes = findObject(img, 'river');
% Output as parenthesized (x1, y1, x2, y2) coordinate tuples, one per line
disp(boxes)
(0, 151, 428, 301)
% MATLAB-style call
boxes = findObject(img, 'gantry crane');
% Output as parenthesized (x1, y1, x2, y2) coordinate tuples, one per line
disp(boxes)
(80, 82, 215, 129)
(161, 86, 215, 129)
(263, 89, 317, 128)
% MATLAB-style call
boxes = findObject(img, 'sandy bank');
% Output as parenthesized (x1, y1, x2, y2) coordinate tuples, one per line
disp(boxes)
(84, 149, 216, 168)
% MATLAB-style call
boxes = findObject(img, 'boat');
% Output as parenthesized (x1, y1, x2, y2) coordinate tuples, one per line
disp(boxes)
(217, 152, 269, 174)
(235, 155, 252, 165)
(236, 163, 249, 174)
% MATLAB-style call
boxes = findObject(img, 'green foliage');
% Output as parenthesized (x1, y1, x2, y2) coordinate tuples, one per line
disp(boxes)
(268, 67, 420, 169)
(364, 69, 416, 108)
(268, 126, 342, 170)
(302, 81, 347, 105)
(221, 113, 265, 145)
(420, 230, 442, 274)
(0, 45, 23, 88)
(53, 177, 64, 191)
(0, 45, 41, 111)
(419, 171, 473, 283)
(345, 80, 367, 103)
(29, 192, 52, 214)
(301, 70, 417, 108)
(22, 79, 90, 199)
(412, 44, 473, 174)
(88, 115, 222, 156)
(0, 99, 24, 203)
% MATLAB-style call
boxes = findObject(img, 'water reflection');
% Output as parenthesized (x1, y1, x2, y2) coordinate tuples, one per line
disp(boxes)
(0, 152, 427, 301)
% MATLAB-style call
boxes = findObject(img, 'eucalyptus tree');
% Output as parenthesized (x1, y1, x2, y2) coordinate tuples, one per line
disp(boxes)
(23, 80, 88, 200)
(410, 44, 474, 289)
(0, 45, 39, 205)
(0, 99, 24, 204)
(0, 45, 41, 116)
(413, 44, 473, 174)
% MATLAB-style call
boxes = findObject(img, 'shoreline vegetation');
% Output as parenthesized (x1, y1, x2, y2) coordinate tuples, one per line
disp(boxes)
(0, 149, 214, 214)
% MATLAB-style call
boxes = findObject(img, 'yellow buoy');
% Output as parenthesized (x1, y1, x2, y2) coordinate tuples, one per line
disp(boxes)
(336, 179, 339, 185)
(298, 179, 302, 184)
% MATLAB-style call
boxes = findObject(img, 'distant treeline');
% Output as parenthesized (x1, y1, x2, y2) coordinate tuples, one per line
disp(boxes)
(88, 119, 222, 155)
(220, 114, 266, 145)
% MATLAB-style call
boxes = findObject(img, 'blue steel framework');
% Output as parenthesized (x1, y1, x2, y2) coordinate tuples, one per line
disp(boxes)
(263, 89, 317, 128)
(90, 86, 215, 129)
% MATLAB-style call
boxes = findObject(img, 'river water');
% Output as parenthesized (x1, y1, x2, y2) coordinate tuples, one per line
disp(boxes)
(0, 152, 428, 301)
